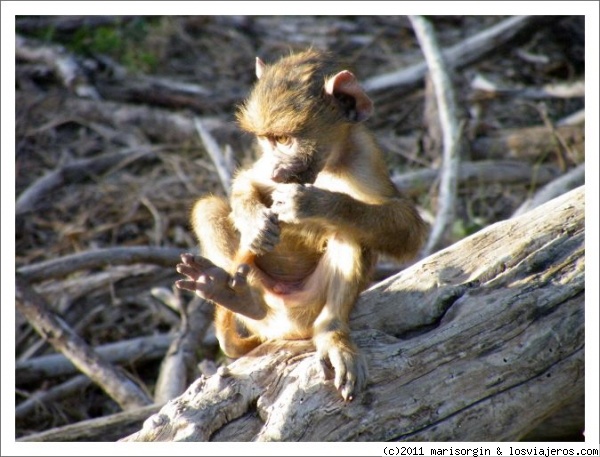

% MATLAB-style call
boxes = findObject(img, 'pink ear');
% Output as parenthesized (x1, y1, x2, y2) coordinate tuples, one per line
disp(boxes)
(256, 57, 266, 79)
(325, 70, 373, 121)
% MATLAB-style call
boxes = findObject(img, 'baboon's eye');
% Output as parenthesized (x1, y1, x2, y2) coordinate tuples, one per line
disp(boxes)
(273, 135, 292, 146)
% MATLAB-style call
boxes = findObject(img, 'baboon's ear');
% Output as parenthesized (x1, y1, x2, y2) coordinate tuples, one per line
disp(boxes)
(324, 70, 373, 122)
(255, 57, 266, 79)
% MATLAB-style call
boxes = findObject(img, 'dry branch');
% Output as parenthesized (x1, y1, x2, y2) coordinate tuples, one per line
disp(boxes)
(16, 375, 91, 419)
(558, 109, 585, 126)
(95, 70, 240, 113)
(363, 16, 558, 93)
(194, 117, 234, 195)
(16, 275, 152, 410)
(55, 96, 239, 146)
(16, 34, 99, 99)
(124, 186, 585, 442)
(392, 160, 560, 197)
(471, 124, 584, 163)
(18, 246, 183, 283)
(512, 163, 585, 217)
(471, 74, 585, 99)
(154, 297, 214, 403)
(16, 147, 157, 216)
(18, 404, 162, 442)
(409, 15, 463, 255)
(16, 334, 173, 385)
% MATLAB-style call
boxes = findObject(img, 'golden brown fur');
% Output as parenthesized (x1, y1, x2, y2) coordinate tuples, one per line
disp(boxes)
(177, 50, 427, 400)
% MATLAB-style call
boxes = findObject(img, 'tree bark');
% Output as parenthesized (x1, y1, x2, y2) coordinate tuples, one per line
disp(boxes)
(123, 186, 585, 442)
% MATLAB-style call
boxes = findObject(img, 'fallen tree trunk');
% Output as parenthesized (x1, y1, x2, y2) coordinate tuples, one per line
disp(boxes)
(124, 186, 585, 442)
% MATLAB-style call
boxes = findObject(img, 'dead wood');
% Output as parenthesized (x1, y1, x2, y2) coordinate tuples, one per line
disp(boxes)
(471, 124, 584, 164)
(512, 163, 585, 217)
(16, 334, 173, 385)
(16, 267, 182, 370)
(409, 16, 463, 255)
(363, 16, 559, 94)
(17, 404, 162, 442)
(18, 246, 183, 283)
(471, 74, 585, 100)
(16, 275, 153, 410)
(16, 375, 92, 419)
(58, 96, 236, 145)
(392, 160, 560, 197)
(95, 71, 242, 113)
(154, 297, 213, 403)
(123, 186, 584, 442)
(194, 117, 234, 195)
(16, 147, 157, 216)
(558, 109, 585, 127)
(16, 34, 99, 99)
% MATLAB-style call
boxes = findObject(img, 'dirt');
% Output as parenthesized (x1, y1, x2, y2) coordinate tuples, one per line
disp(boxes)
(14, 15, 584, 438)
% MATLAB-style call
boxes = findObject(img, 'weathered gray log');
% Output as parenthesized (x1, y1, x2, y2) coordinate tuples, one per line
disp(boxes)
(123, 186, 585, 442)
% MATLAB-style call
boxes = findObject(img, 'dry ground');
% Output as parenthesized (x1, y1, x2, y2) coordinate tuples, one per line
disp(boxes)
(15, 15, 584, 439)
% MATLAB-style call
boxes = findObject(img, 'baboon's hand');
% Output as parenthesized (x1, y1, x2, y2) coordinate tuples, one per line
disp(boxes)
(272, 183, 315, 224)
(239, 209, 280, 255)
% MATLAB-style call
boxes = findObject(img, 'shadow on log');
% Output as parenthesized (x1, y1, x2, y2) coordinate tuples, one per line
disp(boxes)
(123, 186, 585, 442)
